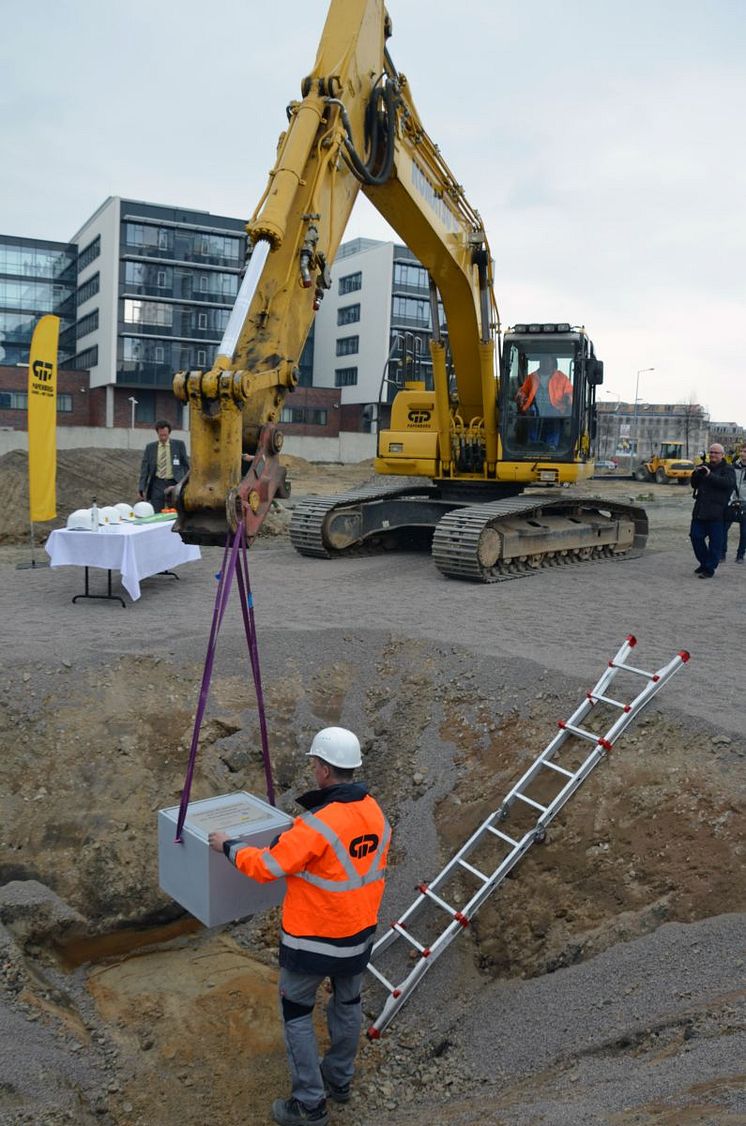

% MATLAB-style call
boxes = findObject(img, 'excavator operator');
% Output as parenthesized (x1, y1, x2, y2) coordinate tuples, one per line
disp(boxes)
(516, 355, 574, 450)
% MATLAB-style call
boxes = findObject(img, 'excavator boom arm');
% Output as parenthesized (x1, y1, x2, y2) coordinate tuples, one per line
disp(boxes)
(174, 0, 495, 544)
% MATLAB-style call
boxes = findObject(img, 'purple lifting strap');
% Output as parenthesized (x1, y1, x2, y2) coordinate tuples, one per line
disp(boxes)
(174, 524, 275, 843)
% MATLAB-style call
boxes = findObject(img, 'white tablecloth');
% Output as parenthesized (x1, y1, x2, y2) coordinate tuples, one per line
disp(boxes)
(45, 520, 201, 601)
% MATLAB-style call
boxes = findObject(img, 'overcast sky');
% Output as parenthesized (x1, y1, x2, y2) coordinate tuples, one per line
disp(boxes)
(2, 0, 744, 423)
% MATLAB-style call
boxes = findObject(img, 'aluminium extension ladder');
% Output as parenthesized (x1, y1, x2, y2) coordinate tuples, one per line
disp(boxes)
(366, 635, 690, 1038)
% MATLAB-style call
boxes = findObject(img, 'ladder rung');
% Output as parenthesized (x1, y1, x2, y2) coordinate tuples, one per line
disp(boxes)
(561, 721, 610, 747)
(610, 660, 657, 680)
(419, 883, 465, 922)
(541, 759, 575, 779)
(457, 858, 489, 882)
(367, 962, 396, 991)
(485, 824, 520, 847)
(392, 923, 428, 954)
(513, 792, 548, 813)
(588, 691, 630, 711)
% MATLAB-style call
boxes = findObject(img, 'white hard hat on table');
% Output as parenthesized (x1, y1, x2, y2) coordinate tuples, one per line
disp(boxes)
(66, 508, 92, 531)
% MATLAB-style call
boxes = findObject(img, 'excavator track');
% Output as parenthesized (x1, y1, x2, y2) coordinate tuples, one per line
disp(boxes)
(289, 486, 648, 582)
(431, 495, 648, 582)
(289, 481, 443, 557)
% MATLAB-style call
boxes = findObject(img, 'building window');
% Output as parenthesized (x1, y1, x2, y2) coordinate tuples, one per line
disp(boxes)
(155, 345, 164, 363)
(73, 346, 99, 370)
(393, 261, 429, 290)
(158, 229, 170, 250)
(392, 294, 431, 326)
(123, 299, 173, 327)
(135, 391, 156, 422)
(280, 406, 328, 426)
(157, 270, 167, 288)
(198, 312, 207, 329)
(77, 273, 100, 305)
(78, 236, 101, 271)
(197, 349, 207, 366)
(337, 303, 360, 326)
(0, 390, 72, 412)
(199, 276, 208, 292)
(76, 309, 99, 339)
(0, 390, 28, 410)
(335, 366, 358, 387)
(336, 335, 359, 356)
(338, 271, 362, 295)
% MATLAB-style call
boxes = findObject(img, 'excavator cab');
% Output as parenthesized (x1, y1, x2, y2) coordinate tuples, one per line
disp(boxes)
(499, 324, 602, 466)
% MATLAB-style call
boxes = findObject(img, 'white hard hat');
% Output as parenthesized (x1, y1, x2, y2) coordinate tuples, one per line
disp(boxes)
(133, 501, 155, 518)
(100, 505, 122, 525)
(115, 502, 135, 520)
(66, 508, 93, 531)
(306, 727, 362, 769)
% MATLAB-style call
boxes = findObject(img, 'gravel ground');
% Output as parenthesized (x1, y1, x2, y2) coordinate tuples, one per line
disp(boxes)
(0, 478, 744, 1125)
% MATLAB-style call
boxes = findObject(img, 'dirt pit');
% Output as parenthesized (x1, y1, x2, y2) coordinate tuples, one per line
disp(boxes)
(0, 452, 744, 1125)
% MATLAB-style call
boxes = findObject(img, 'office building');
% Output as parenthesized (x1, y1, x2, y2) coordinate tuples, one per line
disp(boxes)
(70, 197, 249, 429)
(312, 238, 438, 432)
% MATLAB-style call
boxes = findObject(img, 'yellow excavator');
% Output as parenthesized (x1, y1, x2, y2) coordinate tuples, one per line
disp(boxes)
(172, 0, 647, 581)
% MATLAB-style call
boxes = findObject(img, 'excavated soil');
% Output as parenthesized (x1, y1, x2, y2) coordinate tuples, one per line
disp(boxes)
(0, 452, 744, 1125)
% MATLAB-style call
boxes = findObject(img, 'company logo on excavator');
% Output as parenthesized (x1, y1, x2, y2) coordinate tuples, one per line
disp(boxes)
(407, 409, 432, 426)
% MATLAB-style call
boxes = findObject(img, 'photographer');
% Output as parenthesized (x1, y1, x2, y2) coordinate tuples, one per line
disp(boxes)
(689, 443, 736, 578)
(723, 443, 746, 564)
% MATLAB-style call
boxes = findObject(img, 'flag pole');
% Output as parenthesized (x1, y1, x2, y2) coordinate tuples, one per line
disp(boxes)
(17, 519, 50, 571)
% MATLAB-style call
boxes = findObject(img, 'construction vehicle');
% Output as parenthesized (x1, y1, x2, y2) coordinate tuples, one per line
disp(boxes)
(632, 442, 694, 485)
(172, 0, 647, 580)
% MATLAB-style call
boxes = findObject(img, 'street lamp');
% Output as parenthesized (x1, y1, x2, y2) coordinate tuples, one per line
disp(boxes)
(128, 396, 138, 429)
(634, 368, 654, 456)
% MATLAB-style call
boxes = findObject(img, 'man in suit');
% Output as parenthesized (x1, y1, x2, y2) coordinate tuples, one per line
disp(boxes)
(138, 420, 189, 512)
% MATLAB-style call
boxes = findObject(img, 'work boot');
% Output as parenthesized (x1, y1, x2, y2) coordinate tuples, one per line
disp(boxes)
(271, 1096, 329, 1126)
(321, 1063, 351, 1104)
(694, 566, 705, 574)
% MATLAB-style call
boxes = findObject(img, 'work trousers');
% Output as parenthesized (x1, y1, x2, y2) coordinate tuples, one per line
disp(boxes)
(150, 477, 176, 513)
(279, 966, 363, 1109)
(690, 517, 725, 574)
(723, 514, 746, 560)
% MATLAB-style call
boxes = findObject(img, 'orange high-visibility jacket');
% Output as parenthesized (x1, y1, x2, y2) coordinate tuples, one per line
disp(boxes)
(225, 783, 390, 974)
(517, 369, 573, 413)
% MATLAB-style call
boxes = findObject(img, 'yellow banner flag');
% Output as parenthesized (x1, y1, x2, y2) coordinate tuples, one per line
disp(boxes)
(28, 314, 60, 522)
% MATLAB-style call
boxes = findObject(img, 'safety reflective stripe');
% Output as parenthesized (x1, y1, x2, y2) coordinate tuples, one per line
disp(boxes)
(261, 851, 287, 879)
(301, 811, 360, 882)
(281, 932, 373, 959)
(230, 843, 286, 879)
(295, 814, 391, 892)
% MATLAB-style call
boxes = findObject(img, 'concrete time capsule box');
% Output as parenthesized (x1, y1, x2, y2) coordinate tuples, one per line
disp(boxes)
(158, 792, 293, 927)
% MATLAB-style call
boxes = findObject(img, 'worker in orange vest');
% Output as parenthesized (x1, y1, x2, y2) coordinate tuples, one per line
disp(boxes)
(515, 355, 573, 449)
(209, 726, 390, 1126)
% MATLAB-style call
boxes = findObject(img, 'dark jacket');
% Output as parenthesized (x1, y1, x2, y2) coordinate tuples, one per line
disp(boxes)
(138, 437, 189, 498)
(690, 459, 736, 521)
